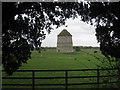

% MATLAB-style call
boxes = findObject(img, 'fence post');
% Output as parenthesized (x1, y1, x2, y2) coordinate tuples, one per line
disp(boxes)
(97, 68, 100, 88)
(65, 70, 68, 90)
(32, 71, 35, 90)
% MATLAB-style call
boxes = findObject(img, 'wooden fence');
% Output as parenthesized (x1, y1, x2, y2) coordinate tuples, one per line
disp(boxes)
(2, 68, 120, 90)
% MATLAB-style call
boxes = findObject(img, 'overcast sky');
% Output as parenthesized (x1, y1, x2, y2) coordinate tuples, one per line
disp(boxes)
(41, 17, 100, 47)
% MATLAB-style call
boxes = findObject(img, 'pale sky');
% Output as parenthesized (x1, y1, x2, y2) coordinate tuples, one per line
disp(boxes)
(41, 17, 100, 47)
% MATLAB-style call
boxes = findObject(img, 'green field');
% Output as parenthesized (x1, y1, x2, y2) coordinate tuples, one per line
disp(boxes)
(3, 49, 117, 89)
(19, 49, 101, 70)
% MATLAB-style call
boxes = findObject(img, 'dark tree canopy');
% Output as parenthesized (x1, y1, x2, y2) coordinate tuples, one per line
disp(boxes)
(2, 2, 120, 75)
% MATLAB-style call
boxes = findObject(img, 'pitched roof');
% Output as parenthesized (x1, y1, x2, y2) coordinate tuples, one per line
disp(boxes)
(58, 29, 72, 36)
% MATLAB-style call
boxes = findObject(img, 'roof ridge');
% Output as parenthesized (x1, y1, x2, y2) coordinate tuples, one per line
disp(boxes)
(58, 29, 72, 36)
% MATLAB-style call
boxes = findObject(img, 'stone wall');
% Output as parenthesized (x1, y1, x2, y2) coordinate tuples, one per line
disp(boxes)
(57, 36, 73, 52)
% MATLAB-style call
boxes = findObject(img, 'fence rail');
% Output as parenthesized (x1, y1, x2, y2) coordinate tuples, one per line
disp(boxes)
(2, 68, 120, 90)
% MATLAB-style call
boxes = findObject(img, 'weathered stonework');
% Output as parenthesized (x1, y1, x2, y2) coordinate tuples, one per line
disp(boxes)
(57, 29, 73, 52)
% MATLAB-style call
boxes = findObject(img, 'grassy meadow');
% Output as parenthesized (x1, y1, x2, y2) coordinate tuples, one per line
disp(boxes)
(20, 49, 101, 70)
(3, 48, 117, 89)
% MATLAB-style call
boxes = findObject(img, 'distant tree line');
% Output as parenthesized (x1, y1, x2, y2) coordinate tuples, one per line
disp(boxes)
(73, 46, 99, 50)
(33, 46, 100, 52)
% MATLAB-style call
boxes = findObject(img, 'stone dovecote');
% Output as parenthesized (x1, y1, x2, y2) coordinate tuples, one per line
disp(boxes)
(57, 29, 73, 52)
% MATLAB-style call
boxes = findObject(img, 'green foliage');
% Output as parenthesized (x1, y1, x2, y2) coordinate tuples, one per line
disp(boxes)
(91, 51, 119, 88)
(3, 2, 81, 75)
(74, 46, 81, 51)
(2, 2, 120, 75)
